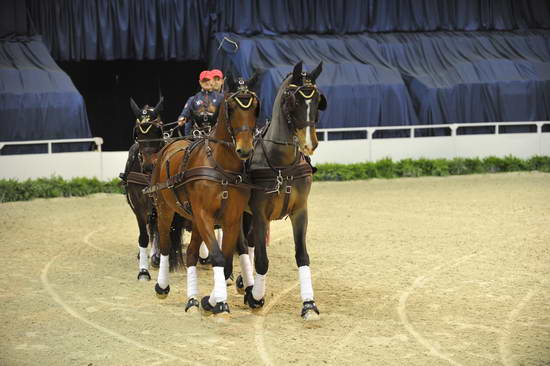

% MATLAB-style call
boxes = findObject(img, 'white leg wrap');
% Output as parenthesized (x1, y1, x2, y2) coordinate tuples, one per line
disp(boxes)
(239, 254, 254, 288)
(215, 229, 223, 249)
(139, 247, 148, 270)
(210, 266, 227, 305)
(248, 246, 255, 271)
(252, 273, 266, 301)
(199, 242, 209, 259)
(157, 254, 170, 289)
(298, 266, 314, 301)
(186, 266, 198, 299)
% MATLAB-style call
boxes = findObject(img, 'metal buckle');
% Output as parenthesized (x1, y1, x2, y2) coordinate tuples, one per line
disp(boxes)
(221, 179, 229, 186)
(285, 185, 292, 194)
(235, 175, 243, 184)
(221, 191, 228, 199)
(193, 129, 202, 138)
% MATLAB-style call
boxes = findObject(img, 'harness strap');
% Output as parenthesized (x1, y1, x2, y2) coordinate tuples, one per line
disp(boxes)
(277, 184, 292, 220)
(126, 171, 151, 186)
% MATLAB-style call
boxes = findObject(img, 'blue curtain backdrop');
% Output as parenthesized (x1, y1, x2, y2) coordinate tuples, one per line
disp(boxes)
(19, 0, 550, 134)
(210, 30, 550, 127)
(26, 0, 550, 61)
(0, 36, 91, 153)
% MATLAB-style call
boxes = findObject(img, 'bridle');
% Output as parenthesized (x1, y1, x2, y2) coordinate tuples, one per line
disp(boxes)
(282, 78, 321, 131)
(223, 78, 259, 146)
(134, 110, 164, 172)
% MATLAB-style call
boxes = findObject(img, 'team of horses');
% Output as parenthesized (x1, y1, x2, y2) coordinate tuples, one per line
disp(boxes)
(123, 61, 327, 320)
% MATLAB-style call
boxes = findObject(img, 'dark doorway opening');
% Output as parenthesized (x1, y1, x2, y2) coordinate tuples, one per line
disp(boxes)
(59, 60, 207, 151)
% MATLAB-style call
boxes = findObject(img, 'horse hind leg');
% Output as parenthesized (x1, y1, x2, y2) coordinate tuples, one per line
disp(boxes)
(290, 208, 320, 321)
(184, 225, 203, 314)
(147, 215, 160, 268)
(235, 220, 254, 295)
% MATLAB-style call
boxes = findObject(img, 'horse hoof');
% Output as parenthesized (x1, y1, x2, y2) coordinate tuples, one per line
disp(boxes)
(201, 296, 230, 316)
(137, 269, 151, 281)
(244, 286, 264, 309)
(226, 274, 234, 287)
(301, 300, 320, 321)
(150, 254, 160, 268)
(235, 275, 245, 295)
(185, 297, 200, 313)
(155, 283, 170, 299)
(198, 256, 211, 265)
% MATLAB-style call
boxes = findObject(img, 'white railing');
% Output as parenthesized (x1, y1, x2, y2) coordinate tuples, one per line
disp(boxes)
(0, 122, 549, 181)
(0, 137, 112, 181)
(0, 137, 104, 154)
(312, 121, 550, 164)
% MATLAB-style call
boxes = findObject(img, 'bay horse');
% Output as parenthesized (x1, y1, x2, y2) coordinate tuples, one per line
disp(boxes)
(242, 61, 327, 320)
(144, 74, 259, 317)
(123, 98, 186, 281)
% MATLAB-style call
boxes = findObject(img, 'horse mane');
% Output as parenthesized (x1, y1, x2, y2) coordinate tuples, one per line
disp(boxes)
(271, 74, 293, 124)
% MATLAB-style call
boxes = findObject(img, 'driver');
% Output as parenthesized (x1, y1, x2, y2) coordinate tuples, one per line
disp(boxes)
(177, 70, 222, 136)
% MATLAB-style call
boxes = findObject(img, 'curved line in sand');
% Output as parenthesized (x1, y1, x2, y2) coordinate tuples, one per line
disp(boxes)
(499, 288, 537, 366)
(397, 252, 480, 366)
(40, 230, 197, 365)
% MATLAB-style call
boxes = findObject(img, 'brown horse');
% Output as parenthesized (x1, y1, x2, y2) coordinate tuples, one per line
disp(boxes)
(241, 61, 327, 320)
(123, 98, 186, 281)
(145, 74, 259, 316)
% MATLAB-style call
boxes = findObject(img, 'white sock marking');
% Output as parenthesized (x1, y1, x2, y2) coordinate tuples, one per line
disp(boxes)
(157, 255, 170, 289)
(199, 242, 209, 259)
(139, 247, 148, 270)
(239, 254, 254, 288)
(298, 266, 314, 301)
(212, 266, 227, 304)
(186, 266, 198, 299)
(252, 273, 267, 301)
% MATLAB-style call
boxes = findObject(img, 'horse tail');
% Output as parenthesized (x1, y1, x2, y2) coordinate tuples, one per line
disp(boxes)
(168, 213, 185, 272)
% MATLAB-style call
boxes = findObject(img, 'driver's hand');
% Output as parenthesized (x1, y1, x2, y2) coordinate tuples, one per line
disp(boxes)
(177, 117, 186, 126)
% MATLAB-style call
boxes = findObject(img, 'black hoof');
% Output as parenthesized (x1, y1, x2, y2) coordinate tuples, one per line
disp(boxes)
(201, 296, 230, 315)
(150, 254, 160, 268)
(185, 297, 200, 312)
(301, 300, 320, 320)
(244, 286, 264, 309)
(137, 269, 151, 281)
(154, 283, 170, 299)
(235, 275, 245, 294)
(198, 255, 211, 265)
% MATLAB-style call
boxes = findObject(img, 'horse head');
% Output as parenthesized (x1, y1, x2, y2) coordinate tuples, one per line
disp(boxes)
(130, 97, 164, 173)
(282, 61, 327, 156)
(222, 73, 260, 160)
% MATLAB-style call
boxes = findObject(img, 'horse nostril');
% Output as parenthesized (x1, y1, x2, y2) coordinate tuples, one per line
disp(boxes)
(236, 148, 243, 154)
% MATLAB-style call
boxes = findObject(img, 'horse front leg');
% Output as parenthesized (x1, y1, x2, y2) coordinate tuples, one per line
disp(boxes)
(137, 218, 152, 281)
(192, 208, 230, 317)
(154, 205, 174, 299)
(184, 224, 203, 313)
(244, 211, 269, 309)
(290, 208, 320, 320)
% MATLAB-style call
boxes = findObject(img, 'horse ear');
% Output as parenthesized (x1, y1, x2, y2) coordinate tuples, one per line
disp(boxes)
(292, 61, 303, 84)
(247, 72, 259, 89)
(226, 73, 236, 92)
(318, 94, 327, 111)
(130, 98, 141, 117)
(309, 61, 323, 82)
(153, 96, 164, 113)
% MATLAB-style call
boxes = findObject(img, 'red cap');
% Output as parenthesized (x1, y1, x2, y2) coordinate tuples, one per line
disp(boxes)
(210, 69, 223, 79)
(199, 70, 211, 81)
